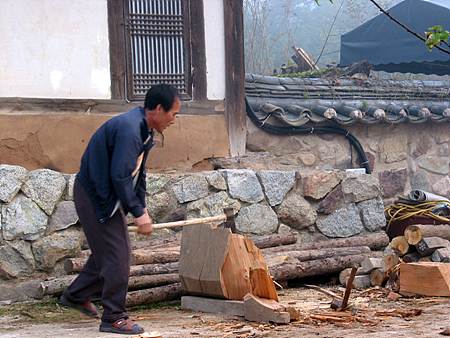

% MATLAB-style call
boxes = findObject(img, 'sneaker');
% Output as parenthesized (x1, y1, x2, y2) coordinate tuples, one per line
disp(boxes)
(99, 318, 145, 335)
(59, 294, 99, 318)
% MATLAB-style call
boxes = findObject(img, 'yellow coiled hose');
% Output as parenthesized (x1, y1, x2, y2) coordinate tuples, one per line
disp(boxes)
(385, 201, 450, 227)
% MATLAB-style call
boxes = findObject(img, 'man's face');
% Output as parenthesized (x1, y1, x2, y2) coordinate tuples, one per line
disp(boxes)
(152, 97, 181, 133)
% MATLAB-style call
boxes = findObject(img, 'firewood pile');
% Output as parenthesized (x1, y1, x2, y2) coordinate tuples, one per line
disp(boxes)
(38, 231, 389, 306)
(339, 224, 450, 297)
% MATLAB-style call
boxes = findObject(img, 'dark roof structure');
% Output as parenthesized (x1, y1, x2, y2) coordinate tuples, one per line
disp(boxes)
(245, 73, 450, 125)
(340, 0, 450, 75)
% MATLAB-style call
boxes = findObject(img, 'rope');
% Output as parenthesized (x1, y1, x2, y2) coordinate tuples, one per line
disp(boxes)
(385, 201, 450, 227)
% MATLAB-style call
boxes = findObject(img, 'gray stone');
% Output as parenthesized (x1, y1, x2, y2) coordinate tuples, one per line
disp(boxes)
(235, 203, 278, 235)
(32, 227, 84, 271)
(205, 171, 227, 191)
(277, 223, 293, 234)
(341, 174, 381, 203)
(172, 175, 209, 203)
(432, 176, 450, 198)
(0, 165, 27, 203)
(378, 168, 408, 198)
(411, 170, 431, 191)
(417, 156, 449, 175)
(302, 171, 343, 200)
(379, 134, 408, 163)
(22, 169, 66, 215)
(317, 184, 345, 214)
(186, 191, 241, 218)
(47, 201, 79, 234)
(0, 241, 35, 279)
(316, 204, 364, 238)
(277, 188, 317, 230)
(224, 170, 264, 203)
(257, 170, 295, 206)
(357, 198, 386, 232)
(63, 174, 76, 201)
(146, 174, 171, 196)
(146, 191, 180, 223)
(2, 194, 48, 241)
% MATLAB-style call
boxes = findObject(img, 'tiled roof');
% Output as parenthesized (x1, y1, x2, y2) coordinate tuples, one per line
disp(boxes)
(245, 74, 450, 125)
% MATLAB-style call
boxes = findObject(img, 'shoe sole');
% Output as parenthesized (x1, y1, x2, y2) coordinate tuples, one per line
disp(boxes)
(99, 326, 145, 335)
(59, 295, 99, 318)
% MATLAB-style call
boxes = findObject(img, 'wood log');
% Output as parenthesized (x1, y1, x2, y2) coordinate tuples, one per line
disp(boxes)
(126, 283, 183, 307)
(266, 246, 371, 264)
(269, 254, 370, 282)
(431, 248, 450, 263)
(383, 253, 400, 272)
(399, 263, 450, 297)
(389, 236, 409, 256)
(263, 232, 389, 254)
(129, 262, 179, 277)
(370, 269, 387, 287)
(359, 257, 383, 274)
(251, 233, 297, 249)
(65, 251, 180, 273)
(39, 274, 180, 297)
(404, 224, 450, 245)
(416, 237, 450, 256)
(339, 267, 365, 286)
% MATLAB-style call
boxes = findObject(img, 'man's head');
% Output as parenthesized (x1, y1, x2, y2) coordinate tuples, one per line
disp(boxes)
(144, 84, 181, 133)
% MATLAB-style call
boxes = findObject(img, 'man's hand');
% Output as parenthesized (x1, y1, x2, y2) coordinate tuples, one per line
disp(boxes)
(134, 209, 153, 236)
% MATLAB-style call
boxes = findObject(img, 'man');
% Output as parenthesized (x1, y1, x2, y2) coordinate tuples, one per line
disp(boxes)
(60, 84, 180, 335)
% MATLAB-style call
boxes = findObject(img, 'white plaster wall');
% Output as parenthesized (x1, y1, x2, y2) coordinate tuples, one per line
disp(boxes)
(203, 0, 226, 100)
(0, 0, 111, 99)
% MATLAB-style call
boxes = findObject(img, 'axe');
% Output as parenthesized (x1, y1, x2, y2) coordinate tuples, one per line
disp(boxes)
(128, 207, 236, 233)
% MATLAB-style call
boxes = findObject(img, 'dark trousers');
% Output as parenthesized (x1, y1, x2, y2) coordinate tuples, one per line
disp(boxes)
(64, 179, 131, 323)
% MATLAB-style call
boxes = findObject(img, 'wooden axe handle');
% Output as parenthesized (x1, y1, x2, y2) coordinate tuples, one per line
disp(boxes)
(128, 213, 227, 232)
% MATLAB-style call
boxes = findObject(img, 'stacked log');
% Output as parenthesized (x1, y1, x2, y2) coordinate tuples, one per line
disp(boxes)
(43, 231, 389, 306)
(339, 224, 450, 290)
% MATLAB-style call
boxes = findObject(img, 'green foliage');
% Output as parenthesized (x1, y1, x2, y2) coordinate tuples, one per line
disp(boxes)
(277, 68, 331, 78)
(425, 25, 450, 50)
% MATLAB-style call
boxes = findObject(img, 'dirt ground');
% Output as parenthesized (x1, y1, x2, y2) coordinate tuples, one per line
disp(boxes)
(0, 287, 449, 338)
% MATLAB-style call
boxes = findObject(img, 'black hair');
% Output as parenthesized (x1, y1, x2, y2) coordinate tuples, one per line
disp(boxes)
(144, 84, 179, 111)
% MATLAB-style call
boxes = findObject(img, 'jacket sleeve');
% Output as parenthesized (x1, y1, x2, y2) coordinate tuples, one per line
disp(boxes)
(136, 168, 147, 209)
(110, 125, 145, 218)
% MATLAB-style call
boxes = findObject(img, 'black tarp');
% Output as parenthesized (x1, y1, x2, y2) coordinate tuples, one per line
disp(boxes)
(340, 0, 450, 75)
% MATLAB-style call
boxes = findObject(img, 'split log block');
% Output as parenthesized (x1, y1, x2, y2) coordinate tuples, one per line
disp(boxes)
(383, 253, 400, 272)
(404, 224, 450, 245)
(264, 232, 389, 254)
(181, 296, 244, 317)
(339, 267, 365, 286)
(390, 236, 409, 256)
(431, 248, 450, 263)
(179, 224, 277, 301)
(399, 263, 450, 297)
(352, 275, 371, 289)
(243, 294, 290, 324)
(416, 237, 450, 256)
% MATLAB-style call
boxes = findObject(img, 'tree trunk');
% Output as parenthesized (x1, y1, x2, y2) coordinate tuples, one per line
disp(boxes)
(126, 283, 183, 307)
(269, 254, 370, 282)
(404, 224, 450, 245)
(250, 233, 297, 249)
(129, 262, 179, 277)
(265, 246, 371, 264)
(263, 232, 389, 254)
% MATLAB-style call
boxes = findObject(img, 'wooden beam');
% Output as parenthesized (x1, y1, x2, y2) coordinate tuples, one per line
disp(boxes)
(399, 262, 450, 297)
(189, 0, 207, 101)
(224, 0, 246, 156)
(107, 0, 126, 100)
(243, 294, 290, 324)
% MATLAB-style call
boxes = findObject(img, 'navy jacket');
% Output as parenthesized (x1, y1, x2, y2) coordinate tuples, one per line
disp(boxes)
(76, 107, 153, 223)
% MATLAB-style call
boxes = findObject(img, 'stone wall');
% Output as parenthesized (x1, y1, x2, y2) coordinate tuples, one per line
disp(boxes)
(0, 164, 385, 281)
(242, 121, 450, 203)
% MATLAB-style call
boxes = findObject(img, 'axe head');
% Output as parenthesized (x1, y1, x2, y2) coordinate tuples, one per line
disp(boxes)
(217, 207, 236, 233)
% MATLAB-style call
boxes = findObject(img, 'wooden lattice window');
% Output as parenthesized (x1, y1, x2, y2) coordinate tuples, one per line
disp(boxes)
(125, 0, 191, 99)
